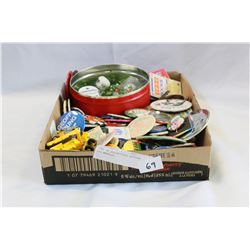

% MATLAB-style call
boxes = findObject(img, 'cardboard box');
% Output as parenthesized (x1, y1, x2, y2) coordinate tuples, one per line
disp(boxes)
(38, 72, 212, 184)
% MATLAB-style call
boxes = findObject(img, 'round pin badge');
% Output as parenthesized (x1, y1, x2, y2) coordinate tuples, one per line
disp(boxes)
(78, 86, 100, 97)
(149, 131, 169, 136)
(149, 110, 172, 124)
(57, 110, 85, 132)
(150, 125, 168, 133)
(128, 115, 156, 138)
(168, 115, 185, 131)
(125, 108, 150, 118)
(182, 109, 210, 141)
(150, 99, 192, 113)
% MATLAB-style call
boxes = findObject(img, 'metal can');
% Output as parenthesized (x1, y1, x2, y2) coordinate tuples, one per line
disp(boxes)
(69, 64, 150, 116)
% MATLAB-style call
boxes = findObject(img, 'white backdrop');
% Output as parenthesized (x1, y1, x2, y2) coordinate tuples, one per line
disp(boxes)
(2, 43, 249, 206)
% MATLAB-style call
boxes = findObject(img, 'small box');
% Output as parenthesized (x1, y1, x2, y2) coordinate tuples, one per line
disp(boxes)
(38, 72, 212, 184)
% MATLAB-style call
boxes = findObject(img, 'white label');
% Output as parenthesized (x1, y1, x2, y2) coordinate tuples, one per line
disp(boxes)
(107, 127, 131, 140)
(93, 145, 163, 174)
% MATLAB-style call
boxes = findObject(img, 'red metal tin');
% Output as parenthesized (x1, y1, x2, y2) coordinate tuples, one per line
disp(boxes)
(69, 64, 150, 116)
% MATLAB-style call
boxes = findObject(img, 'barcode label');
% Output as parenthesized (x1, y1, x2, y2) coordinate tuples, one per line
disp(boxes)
(52, 156, 128, 172)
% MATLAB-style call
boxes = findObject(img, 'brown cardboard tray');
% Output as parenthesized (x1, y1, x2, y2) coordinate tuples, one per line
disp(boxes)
(38, 72, 212, 184)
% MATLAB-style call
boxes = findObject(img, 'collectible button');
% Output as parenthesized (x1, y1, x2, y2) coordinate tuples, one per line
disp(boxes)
(71, 107, 85, 115)
(150, 99, 192, 112)
(125, 108, 150, 118)
(149, 131, 169, 136)
(78, 86, 100, 97)
(128, 115, 156, 138)
(135, 135, 187, 144)
(57, 110, 85, 132)
(107, 113, 132, 120)
(168, 115, 185, 131)
(150, 125, 168, 133)
(181, 109, 210, 141)
(122, 140, 141, 151)
(85, 115, 105, 125)
(149, 110, 172, 124)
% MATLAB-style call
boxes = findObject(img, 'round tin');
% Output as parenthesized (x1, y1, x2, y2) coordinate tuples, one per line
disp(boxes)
(69, 64, 150, 116)
(150, 99, 192, 113)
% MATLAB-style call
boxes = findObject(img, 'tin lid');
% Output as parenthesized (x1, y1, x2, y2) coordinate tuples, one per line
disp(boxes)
(150, 99, 192, 112)
(128, 115, 156, 138)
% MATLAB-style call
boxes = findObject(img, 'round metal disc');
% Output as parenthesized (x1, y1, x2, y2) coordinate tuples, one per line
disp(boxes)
(128, 115, 156, 138)
(182, 109, 210, 141)
(150, 99, 192, 112)
(125, 108, 150, 118)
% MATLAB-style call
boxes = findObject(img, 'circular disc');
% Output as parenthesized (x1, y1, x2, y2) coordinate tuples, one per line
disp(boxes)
(182, 109, 210, 141)
(125, 108, 150, 118)
(150, 99, 192, 112)
(128, 115, 156, 138)
(149, 110, 172, 124)
(150, 125, 168, 133)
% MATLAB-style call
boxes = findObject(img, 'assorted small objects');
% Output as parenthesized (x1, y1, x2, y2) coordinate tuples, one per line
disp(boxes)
(46, 67, 210, 152)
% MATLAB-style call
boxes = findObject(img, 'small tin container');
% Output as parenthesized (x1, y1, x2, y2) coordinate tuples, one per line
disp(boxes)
(69, 64, 150, 116)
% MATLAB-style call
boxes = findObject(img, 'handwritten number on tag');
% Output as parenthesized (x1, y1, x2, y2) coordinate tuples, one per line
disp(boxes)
(146, 161, 156, 170)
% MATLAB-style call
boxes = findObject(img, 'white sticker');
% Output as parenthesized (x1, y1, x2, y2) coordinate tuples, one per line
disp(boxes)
(93, 145, 163, 174)
(107, 127, 131, 140)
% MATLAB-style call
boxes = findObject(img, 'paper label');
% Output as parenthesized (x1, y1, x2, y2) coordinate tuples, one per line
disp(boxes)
(149, 72, 168, 98)
(93, 145, 163, 174)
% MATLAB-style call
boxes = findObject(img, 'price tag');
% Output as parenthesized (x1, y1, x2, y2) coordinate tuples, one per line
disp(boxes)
(140, 156, 163, 174)
(93, 145, 164, 174)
